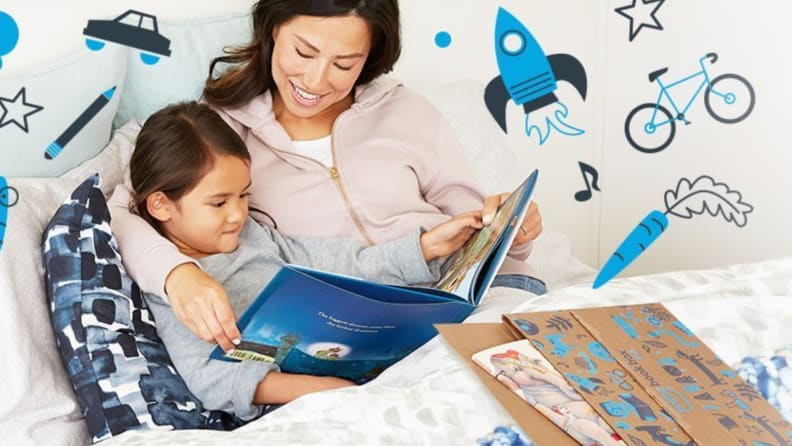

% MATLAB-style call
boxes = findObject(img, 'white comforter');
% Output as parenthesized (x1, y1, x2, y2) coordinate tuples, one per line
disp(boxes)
(103, 257, 792, 446)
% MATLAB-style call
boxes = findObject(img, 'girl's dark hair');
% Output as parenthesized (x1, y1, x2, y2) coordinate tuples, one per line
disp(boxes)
(203, 0, 401, 108)
(129, 101, 251, 232)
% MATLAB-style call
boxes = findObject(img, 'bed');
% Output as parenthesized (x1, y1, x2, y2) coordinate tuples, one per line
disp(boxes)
(2, 115, 790, 445)
(95, 256, 792, 445)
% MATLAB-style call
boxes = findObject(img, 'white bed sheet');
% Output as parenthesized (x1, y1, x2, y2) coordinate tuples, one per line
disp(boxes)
(102, 257, 792, 446)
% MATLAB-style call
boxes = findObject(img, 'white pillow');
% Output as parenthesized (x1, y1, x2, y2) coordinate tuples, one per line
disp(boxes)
(0, 175, 86, 446)
(0, 122, 139, 446)
(114, 13, 252, 127)
(63, 119, 140, 196)
(0, 45, 127, 177)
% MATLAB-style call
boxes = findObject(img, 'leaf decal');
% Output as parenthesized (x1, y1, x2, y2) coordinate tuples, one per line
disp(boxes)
(664, 175, 754, 227)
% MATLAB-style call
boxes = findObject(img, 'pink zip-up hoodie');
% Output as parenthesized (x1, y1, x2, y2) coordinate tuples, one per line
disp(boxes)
(108, 77, 540, 297)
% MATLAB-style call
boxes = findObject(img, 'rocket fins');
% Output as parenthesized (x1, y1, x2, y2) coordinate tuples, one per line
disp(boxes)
(548, 53, 588, 101)
(485, 76, 510, 132)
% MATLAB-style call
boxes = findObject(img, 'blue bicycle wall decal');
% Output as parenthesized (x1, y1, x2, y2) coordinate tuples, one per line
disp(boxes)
(624, 53, 755, 153)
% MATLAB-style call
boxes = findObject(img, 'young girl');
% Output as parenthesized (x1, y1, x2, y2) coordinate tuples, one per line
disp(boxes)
(129, 101, 483, 420)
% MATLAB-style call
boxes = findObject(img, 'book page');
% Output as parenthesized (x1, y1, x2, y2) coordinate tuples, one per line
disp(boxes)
(433, 170, 537, 301)
(472, 339, 625, 446)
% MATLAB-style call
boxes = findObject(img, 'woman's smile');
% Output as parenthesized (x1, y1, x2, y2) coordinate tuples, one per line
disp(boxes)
(290, 80, 323, 106)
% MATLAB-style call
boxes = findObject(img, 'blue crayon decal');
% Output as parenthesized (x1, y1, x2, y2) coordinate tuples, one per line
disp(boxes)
(45, 86, 116, 160)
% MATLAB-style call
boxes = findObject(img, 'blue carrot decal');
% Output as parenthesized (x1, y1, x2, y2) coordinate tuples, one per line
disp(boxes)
(594, 210, 669, 289)
(593, 175, 753, 289)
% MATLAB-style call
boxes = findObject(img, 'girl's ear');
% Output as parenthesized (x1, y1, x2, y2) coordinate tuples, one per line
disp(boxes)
(146, 192, 173, 223)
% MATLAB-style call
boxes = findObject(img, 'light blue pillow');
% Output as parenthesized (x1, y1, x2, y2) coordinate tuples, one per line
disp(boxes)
(114, 13, 252, 127)
(0, 46, 127, 177)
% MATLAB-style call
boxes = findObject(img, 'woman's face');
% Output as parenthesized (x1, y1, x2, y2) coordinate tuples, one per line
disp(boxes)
(271, 14, 372, 120)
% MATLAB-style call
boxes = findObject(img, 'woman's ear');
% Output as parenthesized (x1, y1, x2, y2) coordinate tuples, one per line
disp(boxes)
(146, 192, 173, 223)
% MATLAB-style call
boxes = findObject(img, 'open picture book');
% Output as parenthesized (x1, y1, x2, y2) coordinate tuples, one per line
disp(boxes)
(210, 169, 539, 383)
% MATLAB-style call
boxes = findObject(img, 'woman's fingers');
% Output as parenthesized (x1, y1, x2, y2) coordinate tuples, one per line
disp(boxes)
(164, 263, 240, 350)
(454, 211, 484, 229)
(191, 315, 217, 346)
(189, 292, 238, 351)
(213, 298, 241, 350)
(203, 310, 236, 352)
(481, 193, 509, 225)
(513, 202, 542, 244)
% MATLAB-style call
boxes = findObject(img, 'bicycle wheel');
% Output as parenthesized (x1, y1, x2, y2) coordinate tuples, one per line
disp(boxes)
(705, 73, 755, 124)
(624, 103, 676, 153)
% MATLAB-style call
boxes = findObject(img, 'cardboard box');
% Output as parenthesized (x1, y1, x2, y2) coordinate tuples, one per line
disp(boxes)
(437, 303, 792, 446)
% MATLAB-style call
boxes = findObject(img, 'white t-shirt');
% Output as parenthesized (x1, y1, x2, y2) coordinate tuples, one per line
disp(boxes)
(291, 135, 333, 167)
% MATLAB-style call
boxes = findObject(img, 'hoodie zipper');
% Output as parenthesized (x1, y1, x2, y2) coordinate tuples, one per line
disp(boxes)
(328, 131, 375, 246)
(255, 90, 378, 246)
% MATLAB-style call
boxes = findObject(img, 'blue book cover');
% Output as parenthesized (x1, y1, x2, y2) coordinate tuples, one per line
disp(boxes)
(211, 170, 539, 383)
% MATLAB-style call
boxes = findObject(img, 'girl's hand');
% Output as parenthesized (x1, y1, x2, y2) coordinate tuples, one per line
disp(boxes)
(481, 193, 543, 245)
(420, 211, 483, 260)
(164, 263, 242, 352)
(254, 373, 356, 404)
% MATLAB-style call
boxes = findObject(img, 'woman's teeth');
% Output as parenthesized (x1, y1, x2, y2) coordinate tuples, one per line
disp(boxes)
(293, 82, 320, 102)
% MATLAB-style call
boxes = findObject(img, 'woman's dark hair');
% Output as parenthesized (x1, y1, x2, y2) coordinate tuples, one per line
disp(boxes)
(129, 101, 251, 232)
(203, 0, 401, 108)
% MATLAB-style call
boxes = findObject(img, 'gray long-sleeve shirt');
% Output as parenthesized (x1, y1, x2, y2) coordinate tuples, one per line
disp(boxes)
(143, 218, 439, 420)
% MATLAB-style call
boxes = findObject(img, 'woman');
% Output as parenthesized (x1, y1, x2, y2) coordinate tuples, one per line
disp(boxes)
(109, 0, 545, 354)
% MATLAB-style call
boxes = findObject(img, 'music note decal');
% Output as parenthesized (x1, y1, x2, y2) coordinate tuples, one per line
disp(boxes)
(574, 161, 601, 202)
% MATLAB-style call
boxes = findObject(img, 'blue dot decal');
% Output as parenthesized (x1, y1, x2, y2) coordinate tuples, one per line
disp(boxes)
(0, 11, 20, 71)
(434, 31, 451, 48)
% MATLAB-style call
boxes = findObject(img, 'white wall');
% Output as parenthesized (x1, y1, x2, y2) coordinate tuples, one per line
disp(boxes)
(3, 0, 790, 277)
(393, 0, 604, 268)
(394, 0, 792, 276)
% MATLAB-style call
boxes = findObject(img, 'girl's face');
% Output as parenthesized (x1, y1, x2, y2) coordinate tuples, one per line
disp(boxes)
(155, 155, 251, 258)
(270, 14, 372, 121)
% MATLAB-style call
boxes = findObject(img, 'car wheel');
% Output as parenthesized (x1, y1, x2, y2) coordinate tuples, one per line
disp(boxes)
(140, 53, 160, 65)
(85, 38, 105, 51)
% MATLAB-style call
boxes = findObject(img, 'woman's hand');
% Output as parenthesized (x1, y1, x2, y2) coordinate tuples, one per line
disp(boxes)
(420, 211, 483, 260)
(481, 193, 543, 245)
(164, 263, 242, 352)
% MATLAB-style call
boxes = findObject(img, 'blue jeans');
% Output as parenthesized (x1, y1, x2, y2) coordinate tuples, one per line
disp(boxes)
(491, 274, 547, 295)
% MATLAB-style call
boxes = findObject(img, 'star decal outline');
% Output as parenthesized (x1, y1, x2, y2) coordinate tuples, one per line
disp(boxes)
(0, 87, 44, 133)
(615, 0, 666, 42)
